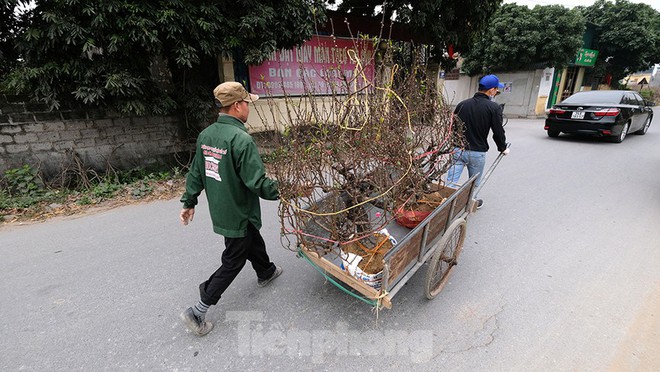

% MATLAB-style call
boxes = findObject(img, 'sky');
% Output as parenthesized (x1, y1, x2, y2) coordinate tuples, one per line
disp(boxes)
(503, 0, 660, 11)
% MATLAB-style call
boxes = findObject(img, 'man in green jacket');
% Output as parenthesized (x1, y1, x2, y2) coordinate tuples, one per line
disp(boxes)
(179, 82, 282, 336)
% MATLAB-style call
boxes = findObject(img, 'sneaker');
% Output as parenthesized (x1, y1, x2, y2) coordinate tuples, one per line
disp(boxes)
(258, 266, 283, 287)
(180, 307, 214, 336)
(476, 199, 484, 209)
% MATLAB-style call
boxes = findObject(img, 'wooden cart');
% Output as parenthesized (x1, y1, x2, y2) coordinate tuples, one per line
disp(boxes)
(297, 175, 479, 309)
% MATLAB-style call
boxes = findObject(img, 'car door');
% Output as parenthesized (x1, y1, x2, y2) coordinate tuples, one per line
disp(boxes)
(632, 92, 651, 130)
(623, 92, 643, 131)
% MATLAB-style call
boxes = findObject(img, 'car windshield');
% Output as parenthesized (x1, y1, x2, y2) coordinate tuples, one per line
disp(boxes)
(561, 91, 624, 104)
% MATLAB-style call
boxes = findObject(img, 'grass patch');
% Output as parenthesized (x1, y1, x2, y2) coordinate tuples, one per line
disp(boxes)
(1, 164, 187, 224)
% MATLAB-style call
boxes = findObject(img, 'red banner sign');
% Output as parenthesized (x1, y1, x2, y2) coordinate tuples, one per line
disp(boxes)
(248, 36, 375, 96)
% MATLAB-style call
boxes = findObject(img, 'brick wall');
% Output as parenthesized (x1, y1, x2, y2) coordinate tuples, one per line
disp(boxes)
(0, 95, 193, 179)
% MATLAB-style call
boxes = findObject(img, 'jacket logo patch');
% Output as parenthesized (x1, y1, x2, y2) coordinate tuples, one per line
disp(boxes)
(204, 156, 221, 181)
(201, 144, 226, 182)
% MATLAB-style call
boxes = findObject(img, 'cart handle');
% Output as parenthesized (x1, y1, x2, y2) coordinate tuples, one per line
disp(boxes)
(472, 142, 511, 200)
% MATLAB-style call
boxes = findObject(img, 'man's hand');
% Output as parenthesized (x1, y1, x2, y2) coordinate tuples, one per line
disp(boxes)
(180, 208, 195, 225)
(501, 148, 510, 155)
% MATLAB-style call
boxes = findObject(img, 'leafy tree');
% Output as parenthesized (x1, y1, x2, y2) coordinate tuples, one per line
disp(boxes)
(329, 0, 502, 71)
(534, 6, 586, 68)
(1, 0, 325, 121)
(581, 0, 660, 86)
(0, 1, 31, 78)
(461, 4, 584, 75)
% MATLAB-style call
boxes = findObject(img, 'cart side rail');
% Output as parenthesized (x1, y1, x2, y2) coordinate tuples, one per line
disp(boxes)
(382, 175, 478, 292)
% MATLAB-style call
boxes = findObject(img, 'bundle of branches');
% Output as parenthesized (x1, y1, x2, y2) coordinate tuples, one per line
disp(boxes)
(260, 37, 465, 256)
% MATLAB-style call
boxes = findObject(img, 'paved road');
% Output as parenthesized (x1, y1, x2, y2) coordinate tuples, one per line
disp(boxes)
(1, 108, 659, 371)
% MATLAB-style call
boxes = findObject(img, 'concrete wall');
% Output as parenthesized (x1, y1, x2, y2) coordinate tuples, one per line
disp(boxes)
(0, 91, 341, 179)
(0, 89, 340, 179)
(246, 96, 338, 133)
(0, 95, 190, 178)
(440, 69, 546, 118)
(441, 75, 478, 106)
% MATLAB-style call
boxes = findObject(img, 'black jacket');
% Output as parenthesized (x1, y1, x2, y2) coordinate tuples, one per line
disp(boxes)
(454, 92, 507, 152)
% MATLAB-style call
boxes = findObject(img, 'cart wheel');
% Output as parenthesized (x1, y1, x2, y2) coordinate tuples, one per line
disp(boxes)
(424, 218, 467, 300)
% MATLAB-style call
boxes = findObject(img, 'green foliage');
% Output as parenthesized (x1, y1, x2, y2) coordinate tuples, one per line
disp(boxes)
(534, 6, 586, 68)
(639, 89, 656, 103)
(0, 163, 183, 219)
(1, 1, 326, 122)
(332, 0, 502, 70)
(91, 182, 121, 199)
(0, 192, 46, 210)
(76, 195, 92, 206)
(3, 165, 42, 197)
(462, 4, 584, 74)
(173, 84, 217, 132)
(0, 165, 62, 210)
(0, 191, 10, 210)
(581, 0, 660, 84)
(1, 1, 29, 78)
(131, 182, 153, 199)
(115, 167, 171, 184)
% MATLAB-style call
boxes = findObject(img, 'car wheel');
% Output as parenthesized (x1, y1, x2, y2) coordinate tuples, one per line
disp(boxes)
(612, 121, 630, 143)
(547, 129, 560, 138)
(635, 115, 652, 135)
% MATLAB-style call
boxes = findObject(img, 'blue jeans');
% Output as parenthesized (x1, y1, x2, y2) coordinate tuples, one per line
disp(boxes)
(446, 149, 486, 188)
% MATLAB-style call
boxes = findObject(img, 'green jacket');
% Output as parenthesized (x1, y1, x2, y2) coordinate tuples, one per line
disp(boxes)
(180, 114, 279, 238)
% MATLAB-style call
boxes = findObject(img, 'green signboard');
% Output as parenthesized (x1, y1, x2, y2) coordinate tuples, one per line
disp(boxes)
(575, 48, 599, 67)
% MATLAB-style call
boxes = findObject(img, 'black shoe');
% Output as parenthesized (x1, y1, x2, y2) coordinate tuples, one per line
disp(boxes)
(180, 307, 213, 336)
(476, 199, 484, 209)
(258, 266, 283, 287)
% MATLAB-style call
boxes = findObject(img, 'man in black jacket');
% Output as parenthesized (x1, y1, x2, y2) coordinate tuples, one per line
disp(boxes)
(446, 74, 509, 209)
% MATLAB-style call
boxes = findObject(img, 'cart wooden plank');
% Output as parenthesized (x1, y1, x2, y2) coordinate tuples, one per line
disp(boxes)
(301, 246, 393, 309)
(385, 228, 423, 286)
(424, 206, 451, 252)
(451, 187, 471, 220)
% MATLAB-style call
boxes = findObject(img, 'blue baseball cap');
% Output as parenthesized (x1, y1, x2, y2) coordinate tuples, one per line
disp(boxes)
(479, 74, 504, 90)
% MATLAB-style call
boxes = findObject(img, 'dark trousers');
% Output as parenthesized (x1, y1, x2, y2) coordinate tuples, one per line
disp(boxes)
(199, 222, 276, 306)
